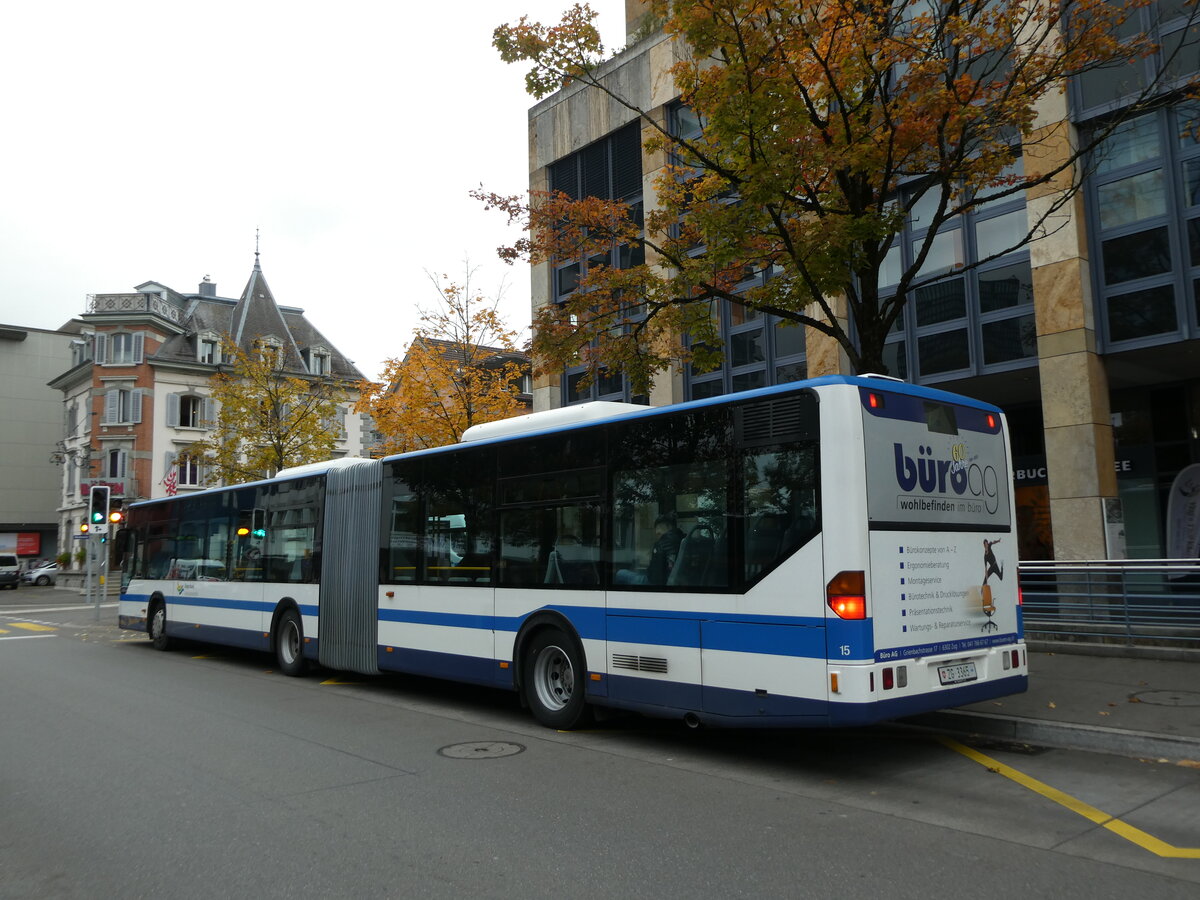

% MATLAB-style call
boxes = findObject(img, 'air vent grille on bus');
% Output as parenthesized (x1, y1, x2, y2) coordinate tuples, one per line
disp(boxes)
(612, 654, 669, 674)
(738, 396, 805, 445)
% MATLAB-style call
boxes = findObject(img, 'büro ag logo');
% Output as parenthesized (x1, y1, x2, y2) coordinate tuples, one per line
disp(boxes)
(894, 443, 999, 514)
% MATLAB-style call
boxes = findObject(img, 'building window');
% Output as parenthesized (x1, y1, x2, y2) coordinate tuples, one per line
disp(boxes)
(167, 393, 212, 429)
(99, 331, 144, 366)
(103, 387, 142, 425)
(71, 338, 93, 368)
(550, 122, 645, 405)
(881, 153, 1035, 384)
(106, 449, 127, 479)
(1088, 105, 1200, 349)
(1075, 3, 1200, 116)
(304, 347, 331, 376)
(253, 338, 284, 368)
(199, 336, 221, 365)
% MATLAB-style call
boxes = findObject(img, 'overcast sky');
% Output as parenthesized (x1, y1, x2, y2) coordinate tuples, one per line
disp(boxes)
(0, 0, 626, 382)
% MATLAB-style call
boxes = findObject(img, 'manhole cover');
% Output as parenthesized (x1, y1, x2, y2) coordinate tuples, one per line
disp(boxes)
(1130, 690, 1200, 708)
(438, 741, 525, 759)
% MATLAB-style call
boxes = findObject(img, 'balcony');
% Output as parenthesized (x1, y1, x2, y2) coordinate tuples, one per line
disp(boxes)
(87, 292, 183, 325)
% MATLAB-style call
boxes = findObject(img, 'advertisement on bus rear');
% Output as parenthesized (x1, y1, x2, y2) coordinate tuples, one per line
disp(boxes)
(860, 388, 1017, 659)
(861, 390, 1011, 531)
(869, 532, 1019, 661)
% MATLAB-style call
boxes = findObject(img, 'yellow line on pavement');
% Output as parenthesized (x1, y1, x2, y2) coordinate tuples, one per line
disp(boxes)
(11, 622, 56, 632)
(939, 736, 1200, 859)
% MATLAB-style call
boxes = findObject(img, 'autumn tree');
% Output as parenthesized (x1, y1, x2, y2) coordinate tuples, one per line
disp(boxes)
(484, 0, 1200, 383)
(356, 271, 528, 454)
(179, 336, 349, 484)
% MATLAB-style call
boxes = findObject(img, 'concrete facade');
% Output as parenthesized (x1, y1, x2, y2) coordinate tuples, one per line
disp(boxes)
(0, 324, 78, 565)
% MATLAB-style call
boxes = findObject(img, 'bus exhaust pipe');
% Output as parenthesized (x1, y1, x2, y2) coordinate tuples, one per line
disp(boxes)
(683, 712, 702, 729)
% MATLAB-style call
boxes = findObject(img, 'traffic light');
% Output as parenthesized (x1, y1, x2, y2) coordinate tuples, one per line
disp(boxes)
(79, 521, 89, 534)
(88, 485, 110, 535)
(108, 500, 123, 526)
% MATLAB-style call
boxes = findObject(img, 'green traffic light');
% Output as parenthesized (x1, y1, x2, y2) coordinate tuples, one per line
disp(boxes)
(91, 511, 104, 523)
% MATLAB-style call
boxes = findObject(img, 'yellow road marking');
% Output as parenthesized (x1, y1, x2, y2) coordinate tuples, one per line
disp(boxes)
(321, 678, 362, 686)
(940, 736, 1200, 859)
(0, 628, 8, 634)
(11, 622, 56, 632)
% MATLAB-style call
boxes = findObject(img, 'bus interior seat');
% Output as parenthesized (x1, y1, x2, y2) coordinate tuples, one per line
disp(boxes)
(668, 525, 715, 586)
(745, 513, 788, 576)
(544, 539, 599, 586)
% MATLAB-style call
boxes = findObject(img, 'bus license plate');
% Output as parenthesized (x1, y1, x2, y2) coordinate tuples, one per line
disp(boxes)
(937, 662, 978, 685)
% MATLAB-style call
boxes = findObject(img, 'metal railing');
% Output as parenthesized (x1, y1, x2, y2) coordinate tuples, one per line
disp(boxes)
(1019, 559, 1200, 650)
(87, 292, 183, 324)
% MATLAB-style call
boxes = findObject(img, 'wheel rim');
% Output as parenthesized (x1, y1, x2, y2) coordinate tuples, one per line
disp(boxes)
(151, 607, 164, 640)
(532, 644, 574, 712)
(281, 619, 300, 665)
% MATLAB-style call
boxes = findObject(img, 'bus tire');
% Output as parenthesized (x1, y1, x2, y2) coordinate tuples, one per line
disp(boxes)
(274, 608, 307, 677)
(522, 627, 591, 730)
(149, 601, 171, 652)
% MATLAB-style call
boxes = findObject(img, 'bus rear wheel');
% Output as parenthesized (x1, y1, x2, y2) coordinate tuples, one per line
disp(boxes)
(275, 609, 307, 677)
(522, 627, 591, 730)
(149, 602, 171, 651)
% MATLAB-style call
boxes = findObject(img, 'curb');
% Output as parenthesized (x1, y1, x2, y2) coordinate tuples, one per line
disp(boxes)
(897, 709, 1200, 762)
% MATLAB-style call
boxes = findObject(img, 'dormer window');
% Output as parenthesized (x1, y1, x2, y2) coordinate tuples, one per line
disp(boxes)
(253, 337, 284, 368)
(198, 335, 221, 365)
(304, 345, 331, 376)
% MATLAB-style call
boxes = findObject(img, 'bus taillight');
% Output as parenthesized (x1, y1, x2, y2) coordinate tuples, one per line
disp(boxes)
(827, 571, 866, 619)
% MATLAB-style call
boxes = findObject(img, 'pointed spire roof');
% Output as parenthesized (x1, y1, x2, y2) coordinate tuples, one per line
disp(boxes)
(227, 249, 304, 369)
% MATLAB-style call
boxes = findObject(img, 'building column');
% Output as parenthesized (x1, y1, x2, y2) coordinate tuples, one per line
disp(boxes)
(803, 295, 851, 377)
(1025, 114, 1117, 560)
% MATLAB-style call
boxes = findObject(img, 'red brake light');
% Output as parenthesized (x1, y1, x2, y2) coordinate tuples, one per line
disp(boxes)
(987, 413, 996, 429)
(827, 571, 867, 620)
(868, 393, 881, 409)
(1017, 586, 1023, 606)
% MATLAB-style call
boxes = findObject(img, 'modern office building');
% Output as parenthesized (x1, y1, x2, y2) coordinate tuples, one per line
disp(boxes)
(525, 1, 1200, 562)
(0, 323, 78, 565)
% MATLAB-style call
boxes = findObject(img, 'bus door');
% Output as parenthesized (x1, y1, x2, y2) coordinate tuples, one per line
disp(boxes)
(319, 461, 382, 674)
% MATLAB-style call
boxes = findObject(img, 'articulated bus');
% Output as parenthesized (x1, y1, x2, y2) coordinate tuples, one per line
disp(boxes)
(118, 375, 1026, 729)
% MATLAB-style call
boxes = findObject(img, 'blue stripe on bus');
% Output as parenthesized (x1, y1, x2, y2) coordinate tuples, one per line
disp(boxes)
(874, 632, 1018, 662)
(164, 620, 271, 652)
(168, 595, 276, 613)
(377, 645, 501, 687)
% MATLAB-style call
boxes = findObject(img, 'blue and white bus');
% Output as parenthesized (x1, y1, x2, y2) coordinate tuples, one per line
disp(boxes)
(118, 375, 1026, 729)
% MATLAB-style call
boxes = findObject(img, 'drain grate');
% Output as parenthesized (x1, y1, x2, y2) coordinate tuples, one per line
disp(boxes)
(438, 741, 526, 759)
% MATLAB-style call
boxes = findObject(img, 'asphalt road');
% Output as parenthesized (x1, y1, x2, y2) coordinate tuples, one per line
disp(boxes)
(2, 590, 1198, 899)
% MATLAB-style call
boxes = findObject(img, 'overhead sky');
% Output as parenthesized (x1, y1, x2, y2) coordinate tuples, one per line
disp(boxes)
(0, 0, 626, 382)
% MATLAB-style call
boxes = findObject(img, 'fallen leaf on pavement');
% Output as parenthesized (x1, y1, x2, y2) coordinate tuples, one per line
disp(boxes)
(1048, 701, 1056, 709)
(1177, 760, 1200, 769)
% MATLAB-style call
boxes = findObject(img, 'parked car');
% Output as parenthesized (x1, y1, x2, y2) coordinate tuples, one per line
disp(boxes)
(21, 562, 57, 586)
(0, 554, 19, 589)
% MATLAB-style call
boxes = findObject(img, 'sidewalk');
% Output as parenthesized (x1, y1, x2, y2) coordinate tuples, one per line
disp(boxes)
(905, 650, 1200, 761)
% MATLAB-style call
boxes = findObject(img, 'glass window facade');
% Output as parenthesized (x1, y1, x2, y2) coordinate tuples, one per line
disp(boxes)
(1088, 106, 1200, 349)
(882, 157, 1036, 384)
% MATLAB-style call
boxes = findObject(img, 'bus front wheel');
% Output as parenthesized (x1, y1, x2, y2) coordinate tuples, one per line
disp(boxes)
(149, 602, 171, 652)
(275, 609, 307, 677)
(522, 628, 591, 730)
